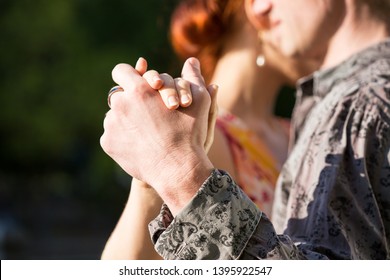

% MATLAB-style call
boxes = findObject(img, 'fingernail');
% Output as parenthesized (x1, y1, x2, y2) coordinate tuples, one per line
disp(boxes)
(168, 96, 179, 107)
(181, 95, 190, 104)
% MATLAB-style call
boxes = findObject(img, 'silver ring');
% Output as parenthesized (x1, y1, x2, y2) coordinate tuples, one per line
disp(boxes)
(107, 85, 124, 108)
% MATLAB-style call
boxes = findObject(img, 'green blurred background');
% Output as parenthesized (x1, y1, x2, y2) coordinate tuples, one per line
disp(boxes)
(0, 0, 182, 259)
(0, 0, 294, 259)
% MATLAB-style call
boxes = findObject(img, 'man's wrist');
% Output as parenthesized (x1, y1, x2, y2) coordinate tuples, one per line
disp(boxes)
(151, 149, 214, 216)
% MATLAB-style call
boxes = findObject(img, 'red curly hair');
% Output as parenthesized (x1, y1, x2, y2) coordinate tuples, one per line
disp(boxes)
(170, 0, 244, 83)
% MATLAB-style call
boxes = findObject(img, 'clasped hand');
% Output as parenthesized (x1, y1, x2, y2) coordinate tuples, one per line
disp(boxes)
(100, 57, 218, 213)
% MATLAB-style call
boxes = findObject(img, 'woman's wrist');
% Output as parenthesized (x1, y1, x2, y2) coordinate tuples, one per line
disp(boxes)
(129, 179, 163, 207)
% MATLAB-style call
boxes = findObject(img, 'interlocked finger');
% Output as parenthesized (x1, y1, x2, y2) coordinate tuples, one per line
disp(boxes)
(135, 57, 148, 75)
(174, 78, 192, 107)
(143, 70, 164, 90)
(158, 73, 180, 109)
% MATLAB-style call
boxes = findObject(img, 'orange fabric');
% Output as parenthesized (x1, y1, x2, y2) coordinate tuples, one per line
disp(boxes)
(216, 110, 290, 217)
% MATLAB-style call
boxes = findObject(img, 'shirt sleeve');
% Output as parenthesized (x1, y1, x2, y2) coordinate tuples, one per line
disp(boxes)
(148, 170, 325, 260)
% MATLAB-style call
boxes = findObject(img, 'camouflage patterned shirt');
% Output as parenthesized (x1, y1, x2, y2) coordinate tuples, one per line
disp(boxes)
(149, 38, 390, 260)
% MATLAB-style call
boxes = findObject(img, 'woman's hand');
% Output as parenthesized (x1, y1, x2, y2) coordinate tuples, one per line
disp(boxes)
(134, 57, 218, 153)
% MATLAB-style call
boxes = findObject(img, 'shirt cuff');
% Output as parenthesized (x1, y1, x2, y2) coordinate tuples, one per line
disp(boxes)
(148, 169, 262, 259)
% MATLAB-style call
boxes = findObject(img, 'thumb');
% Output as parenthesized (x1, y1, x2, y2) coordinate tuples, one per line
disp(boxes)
(204, 84, 219, 153)
(181, 57, 206, 88)
(207, 84, 219, 118)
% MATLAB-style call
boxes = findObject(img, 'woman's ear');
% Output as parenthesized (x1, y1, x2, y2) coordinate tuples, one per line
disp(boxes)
(244, 0, 272, 30)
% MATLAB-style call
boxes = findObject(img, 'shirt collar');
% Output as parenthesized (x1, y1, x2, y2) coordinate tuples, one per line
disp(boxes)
(297, 37, 390, 100)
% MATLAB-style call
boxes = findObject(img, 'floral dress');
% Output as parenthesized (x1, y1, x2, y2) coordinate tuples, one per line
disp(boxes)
(216, 109, 289, 217)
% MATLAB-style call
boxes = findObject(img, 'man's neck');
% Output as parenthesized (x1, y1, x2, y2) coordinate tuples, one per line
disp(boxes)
(322, 4, 389, 69)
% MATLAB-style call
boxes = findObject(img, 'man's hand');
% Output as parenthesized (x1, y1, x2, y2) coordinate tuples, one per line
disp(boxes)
(100, 58, 215, 214)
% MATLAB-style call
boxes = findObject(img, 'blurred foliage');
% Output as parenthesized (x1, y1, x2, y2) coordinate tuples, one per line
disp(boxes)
(0, 0, 184, 258)
(0, 0, 181, 207)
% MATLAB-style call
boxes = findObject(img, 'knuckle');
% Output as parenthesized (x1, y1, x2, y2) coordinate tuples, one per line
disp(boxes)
(102, 110, 121, 132)
(197, 85, 206, 92)
(176, 78, 190, 89)
(143, 71, 161, 88)
(159, 73, 174, 82)
(143, 69, 158, 78)
(100, 134, 112, 154)
(100, 118, 118, 156)
(196, 85, 209, 98)
(112, 63, 129, 77)
(102, 112, 112, 130)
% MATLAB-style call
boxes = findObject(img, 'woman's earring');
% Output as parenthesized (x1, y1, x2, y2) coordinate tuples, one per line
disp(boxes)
(256, 31, 266, 67)
(256, 54, 266, 67)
